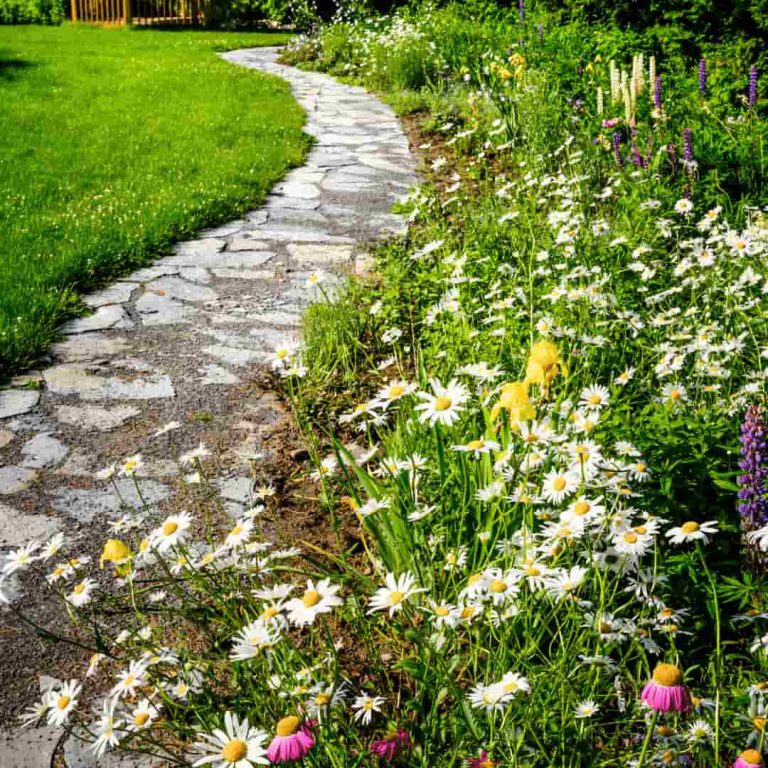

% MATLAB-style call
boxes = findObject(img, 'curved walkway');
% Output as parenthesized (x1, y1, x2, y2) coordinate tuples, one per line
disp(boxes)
(0, 47, 418, 766)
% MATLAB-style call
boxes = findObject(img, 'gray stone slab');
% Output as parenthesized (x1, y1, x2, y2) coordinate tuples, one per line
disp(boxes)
(135, 292, 185, 326)
(0, 390, 39, 420)
(123, 265, 179, 283)
(217, 477, 252, 504)
(43, 365, 175, 401)
(179, 267, 212, 284)
(0, 466, 37, 495)
(273, 181, 321, 199)
(202, 345, 262, 367)
(288, 244, 354, 264)
(0, 503, 59, 548)
(252, 310, 302, 327)
(227, 236, 272, 252)
(200, 365, 241, 385)
(212, 269, 276, 281)
(144, 276, 217, 303)
(51, 334, 131, 362)
(0, 726, 59, 768)
(62, 304, 129, 335)
(55, 405, 141, 431)
(51, 479, 170, 523)
(254, 227, 352, 244)
(20, 433, 69, 469)
(84, 282, 135, 308)
(63, 727, 161, 767)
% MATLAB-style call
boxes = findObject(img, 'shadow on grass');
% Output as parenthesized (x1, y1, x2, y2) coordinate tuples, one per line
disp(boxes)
(0, 55, 36, 81)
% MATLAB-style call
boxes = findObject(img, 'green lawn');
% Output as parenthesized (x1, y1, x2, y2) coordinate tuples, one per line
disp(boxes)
(0, 24, 307, 376)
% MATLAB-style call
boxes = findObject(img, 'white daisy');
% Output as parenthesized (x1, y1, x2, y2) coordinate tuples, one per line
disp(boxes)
(352, 693, 385, 725)
(665, 520, 718, 545)
(284, 579, 342, 628)
(368, 571, 425, 616)
(192, 711, 269, 767)
(45, 680, 81, 726)
(414, 378, 470, 427)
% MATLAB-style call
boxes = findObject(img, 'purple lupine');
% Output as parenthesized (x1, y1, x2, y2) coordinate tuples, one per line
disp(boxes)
(683, 128, 694, 163)
(518, 0, 524, 21)
(749, 66, 758, 108)
(630, 122, 646, 168)
(698, 59, 707, 96)
(613, 132, 623, 168)
(654, 76, 663, 110)
(738, 405, 768, 529)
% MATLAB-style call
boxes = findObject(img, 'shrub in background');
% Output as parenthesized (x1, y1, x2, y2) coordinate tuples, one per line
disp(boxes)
(0, 0, 64, 23)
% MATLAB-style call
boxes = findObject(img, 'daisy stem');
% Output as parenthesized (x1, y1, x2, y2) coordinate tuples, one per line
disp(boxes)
(636, 711, 657, 768)
(696, 543, 721, 758)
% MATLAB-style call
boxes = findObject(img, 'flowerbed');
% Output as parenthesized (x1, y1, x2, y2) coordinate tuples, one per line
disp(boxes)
(3, 3, 768, 767)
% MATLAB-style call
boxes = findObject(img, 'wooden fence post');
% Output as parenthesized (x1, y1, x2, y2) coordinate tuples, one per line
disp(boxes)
(123, 0, 132, 24)
(70, 0, 78, 21)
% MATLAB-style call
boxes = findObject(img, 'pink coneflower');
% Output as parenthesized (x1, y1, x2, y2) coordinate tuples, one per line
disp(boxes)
(266, 716, 314, 764)
(467, 751, 498, 768)
(369, 729, 411, 762)
(734, 750, 764, 768)
(641, 664, 691, 712)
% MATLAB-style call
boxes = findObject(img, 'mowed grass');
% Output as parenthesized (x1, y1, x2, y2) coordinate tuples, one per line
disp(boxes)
(0, 24, 307, 376)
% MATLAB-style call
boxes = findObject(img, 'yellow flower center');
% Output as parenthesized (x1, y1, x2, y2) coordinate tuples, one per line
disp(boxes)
(490, 579, 507, 594)
(661, 607, 674, 618)
(134, 712, 150, 727)
(163, 521, 179, 536)
(123, 674, 135, 687)
(588, 394, 602, 405)
(573, 501, 590, 516)
(467, 573, 482, 585)
(276, 349, 288, 360)
(753, 716, 766, 732)
(73, 582, 87, 594)
(389, 590, 405, 605)
(504, 680, 520, 692)
(261, 606, 280, 621)
(222, 739, 248, 762)
(434, 396, 452, 412)
(302, 590, 321, 607)
(525, 565, 540, 576)
(635, 463, 647, 473)
(623, 533, 638, 544)
(740, 750, 762, 766)
(315, 693, 331, 706)
(466, 439, 485, 450)
(388, 385, 405, 399)
(57, 695, 71, 710)
(461, 605, 476, 620)
(669, 389, 682, 400)
(681, 521, 700, 534)
(139, 539, 149, 552)
(652, 663, 684, 687)
(553, 477, 567, 492)
(276, 716, 300, 738)
(230, 525, 243, 537)
(634, 525, 648, 535)
(124, 460, 137, 472)
(435, 606, 450, 617)
(656, 725, 674, 737)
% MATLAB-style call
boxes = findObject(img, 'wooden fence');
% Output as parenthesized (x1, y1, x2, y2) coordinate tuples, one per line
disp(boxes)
(70, 0, 201, 25)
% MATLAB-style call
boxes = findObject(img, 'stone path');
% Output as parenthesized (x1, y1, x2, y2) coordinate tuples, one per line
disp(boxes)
(0, 47, 417, 767)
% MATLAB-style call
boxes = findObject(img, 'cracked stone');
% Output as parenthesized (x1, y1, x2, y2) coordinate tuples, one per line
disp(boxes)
(51, 479, 170, 524)
(179, 267, 212, 284)
(144, 276, 218, 303)
(227, 236, 271, 252)
(0, 390, 39, 420)
(274, 181, 321, 199)
(124, 265, 179, 282)
(0, 466, 37, 495)
(255, 227, 351, 244)
(55, 405, 141, 431)
(84, 282, 135, 308)
(62, 304, 131, 335)
(135, 292, 185, 326)
(43, 365, 175, 400)
(20, 433, 69, 469)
